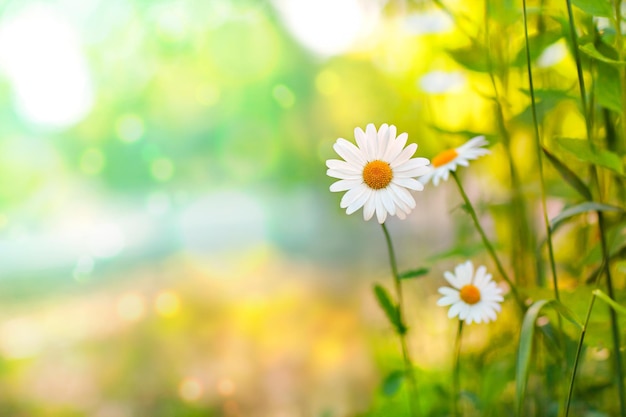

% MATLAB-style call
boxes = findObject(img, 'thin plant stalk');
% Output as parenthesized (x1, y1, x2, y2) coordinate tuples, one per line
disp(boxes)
(598, 212, 626, 417)
(484, 0, 535, 285)
(381, 223, 420, 417)
(521, 0, 559, 302)
(564, 287, 598, 416)
(520, 3, 567, 400)
(451, 171, 524, 311)
(564, 253, 609, 416)
(611, 0, 626, 148)
(453, 320, 464, 417)
(563, 1, 626, 413)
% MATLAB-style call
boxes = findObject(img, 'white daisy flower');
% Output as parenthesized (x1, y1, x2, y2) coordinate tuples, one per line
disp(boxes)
(326, 123, 430, 223)
(437, 260, 504, 324)
(419, 136, 490, 186)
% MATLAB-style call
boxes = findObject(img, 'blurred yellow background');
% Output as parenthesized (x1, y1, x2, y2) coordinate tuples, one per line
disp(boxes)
(0, 0, 582, 415)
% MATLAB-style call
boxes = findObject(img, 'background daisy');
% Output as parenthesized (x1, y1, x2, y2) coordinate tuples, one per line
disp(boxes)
(437, 260, 504, 324)
(420, 136, 490, 186)
(326, 123, 430, 223)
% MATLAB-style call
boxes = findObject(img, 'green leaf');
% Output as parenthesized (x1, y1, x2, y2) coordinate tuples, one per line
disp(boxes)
(556, 137, 624, 175)
(580, 43, 626, 65)
(597, 61, 623, 112)
(428, 244, 485, 261)
(399, 267, 429, 280)
(514, 89, 575, 125)
(381, 370, 405, 396)
(447, 43, 491, 72)
(581, 221, 626, 266)
(571, 0, 614, 17)
(550, 202, 623, 232)
(516, 299, 582, 416)
(373, 284, 406, 334)
(513, 31, 563, 67)
(542, 146, 592, 200)
(593, 289, 626, 316)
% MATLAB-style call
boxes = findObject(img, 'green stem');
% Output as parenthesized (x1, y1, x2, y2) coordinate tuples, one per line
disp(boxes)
(612, 0, 626, 149)
(453, 320, 464, 417)
(564, 293, 596, 417)
(564, 256, 607, 416)
(521, 0, 559, 302)
(564, 0, 591, 137)
(484, 0, 534, 285)
(451, 171, 524, 311)
(381, 223, 420, 417)
(598, 211, 626, 417)
(564, 212, 626, 417)
(564, 1, 626, 414)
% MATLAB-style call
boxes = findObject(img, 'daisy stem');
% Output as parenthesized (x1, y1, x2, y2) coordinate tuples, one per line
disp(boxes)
(381, 223, 420, 417)
(451, 171, 524, 311)
(453, 320, 464, 417)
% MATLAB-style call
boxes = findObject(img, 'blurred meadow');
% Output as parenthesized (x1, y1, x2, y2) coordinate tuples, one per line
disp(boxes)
(1, 0, 626, 416)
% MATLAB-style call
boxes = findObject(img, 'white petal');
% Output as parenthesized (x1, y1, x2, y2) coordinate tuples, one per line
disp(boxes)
(354, 127, 368, 155)
(393, 158, 430, 173)
(365, 124, 377, 161)
(383, 132, 408, 162)
(329, 179, 362, 192)
(473, 266, 488, 287)
(439, 286, 459, 296)
(389, 183, 416, 208)
(448, 302, 464, 318)
(384, 125, 398, 156)
(346, 188, 372, 215)
(458, 303, 471, 320)
(326, 159, 361, 174)
(418, 170, 434, 185)
(363, 194, 376, 220)
(458, 135, 488, 152)
(327, 169, 362, 180)
(389, 143, 417, 167)
(334, 139, 366, 166)
(376, 124, 389, 158)
(470, 306, 484, 323)
(432, 172, 442, 186)
(340, 184, 368, 208)
(443, 271, 461, 288)
(392, 196, 412, 217)
(392, 177, 424, 191)
(375, 192, 387, 223)
(379, 188, 396, 216)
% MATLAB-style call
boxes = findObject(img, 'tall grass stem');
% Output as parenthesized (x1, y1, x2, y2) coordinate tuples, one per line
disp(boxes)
(521, 0, 559, 302)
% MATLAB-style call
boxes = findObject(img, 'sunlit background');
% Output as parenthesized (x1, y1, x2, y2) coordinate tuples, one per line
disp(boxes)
(0, 0, 586, 415)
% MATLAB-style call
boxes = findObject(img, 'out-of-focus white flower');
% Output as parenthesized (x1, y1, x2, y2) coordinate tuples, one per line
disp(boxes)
(419, 136, 490, 186)
(437, 260, 504, 324)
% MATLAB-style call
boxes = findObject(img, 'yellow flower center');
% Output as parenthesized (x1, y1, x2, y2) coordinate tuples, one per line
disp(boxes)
(363, 160, 393, 190)
(432, 148, 458, 167)
(459, 284, 481, 305)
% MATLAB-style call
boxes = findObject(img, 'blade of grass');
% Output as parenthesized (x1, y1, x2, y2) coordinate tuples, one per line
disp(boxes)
(522, 0, 561, 306)
(516, 299, 582, 417)
(593, 288, 626, 315)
